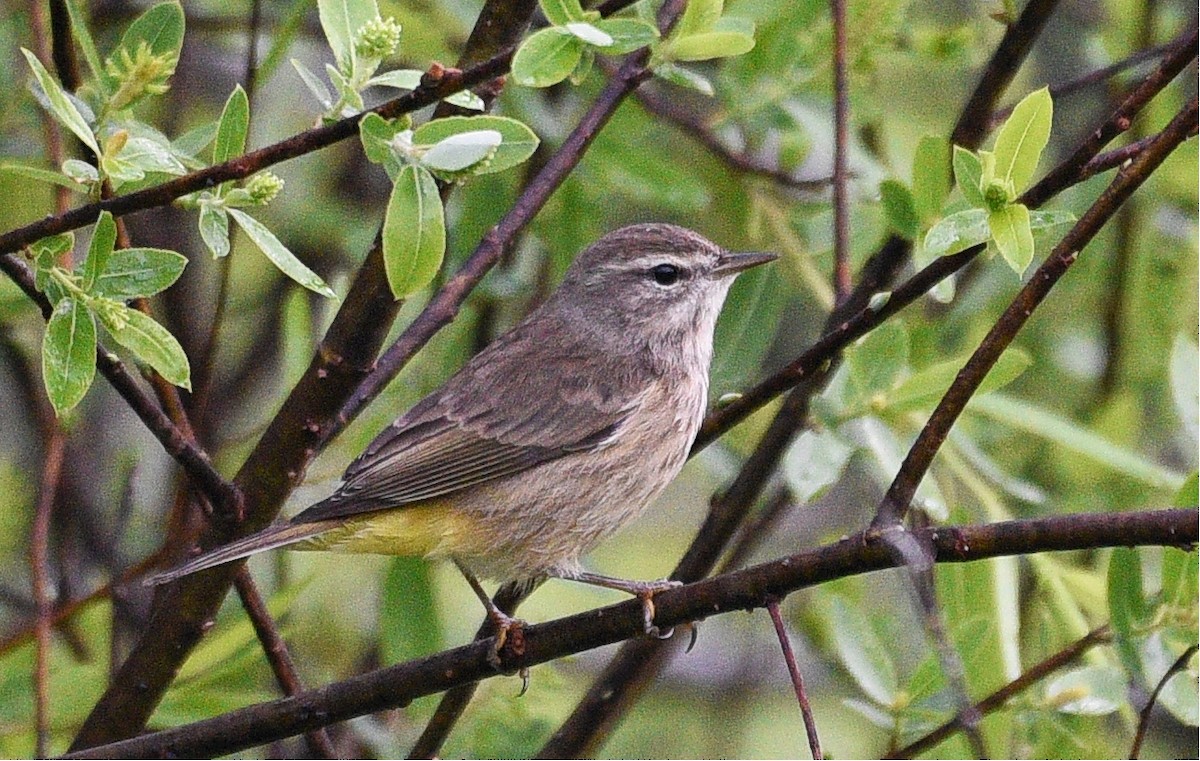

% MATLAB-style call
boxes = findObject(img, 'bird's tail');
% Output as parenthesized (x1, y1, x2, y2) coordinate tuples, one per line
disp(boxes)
(143, 520, 335, 586)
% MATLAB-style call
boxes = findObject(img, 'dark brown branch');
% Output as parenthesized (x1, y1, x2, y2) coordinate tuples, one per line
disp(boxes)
(875, 98, 1197, 528)
(766, 598, 822, 760)
(1130, 643, 1198, 759)
(950, 0, 1061, 149)
(888, 626, 1113, 758)
(61, 508, 1197, 760)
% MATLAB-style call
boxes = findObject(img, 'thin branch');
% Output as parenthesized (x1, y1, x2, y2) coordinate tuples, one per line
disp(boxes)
(874, 98, 1198, 528)
(830, 0, 852, 301)
(61, 508, 1197, 760)
(888, 626, 1113, 758)
(951, 0, 1061, 149)
(766, 598, 822, 760)
(233, 566, 336, 758)
(987, 41, 1179, 130)
(627, 81, 831, 190)
(1130, 643, 1198, 759)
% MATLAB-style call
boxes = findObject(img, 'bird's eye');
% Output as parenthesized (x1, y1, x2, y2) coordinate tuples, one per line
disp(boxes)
(650, 263, 682, 286)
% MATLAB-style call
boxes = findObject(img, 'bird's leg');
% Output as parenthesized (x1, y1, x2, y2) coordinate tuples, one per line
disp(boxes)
(453, 560, 526, 672)
(561, 571, 681, 639)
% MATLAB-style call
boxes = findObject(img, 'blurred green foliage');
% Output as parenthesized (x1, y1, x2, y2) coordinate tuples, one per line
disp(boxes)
(0, 0, 1195, 757)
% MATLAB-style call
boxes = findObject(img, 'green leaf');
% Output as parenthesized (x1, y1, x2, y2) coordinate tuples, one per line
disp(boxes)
(113, 2, 185, 60)
(420, 129, 502, 173)
(675, 0, 723, 37)
(199, 202, 231, 258)
(923, 208, 989, 259)
(988, 202, 1034, 274)
(991, 87, 1052, 194)
(93, 248, 187, 299)
(413, 116, 539, 175)
(952, 145, 984, 207)
(82, 211, 117, 292)
(214, 85, 249, 166)
(1044, 665, 1125, 715)
(1028, 208, 1075, 233)
(652, 61, 714, 95)
(63, 0, 107, 94)
(21, 48, 100, 155)
(512, 27, 584, 87)
(98, 302, 191, 389)
(912, 135, 951, 223)
(666, 29, 756, 61)
(173, 122, 218, 159)
(382, 165, 445, 299)
(292, 58, 333, 109)
(228, 208, 337, 298)
(115, 136, 187, 177)
(564, 22, 613, 47)
(1108, 547, 1148, 680)
(970, 394, 1186, 490)
(62, 158, 100, 185)
(886, 348, 1031, 415)
(364, 68, 421, 90)
(592, 18, 660, 54)
(379, 557, 443, 664)
(539, 0, 587, 25)
(1142, 632, 1199, 726)
(783, 428, 855, 504)
(42, 298, 97, 415)
(318, 0, 378, 69)
(880, 179, 920, 239)
(845, 319, 909, 406)
(358, 113, 407, 180)
(824, 594, 899, 706)
(0, 162, 81, 190)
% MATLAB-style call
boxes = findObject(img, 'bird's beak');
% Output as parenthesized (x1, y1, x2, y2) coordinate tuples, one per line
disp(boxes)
(714, 250, 778, 275)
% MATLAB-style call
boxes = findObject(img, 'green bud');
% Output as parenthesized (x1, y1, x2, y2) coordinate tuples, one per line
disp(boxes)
(355, 17, 403, 61)
(983, 181, 1011, 212)
(106, 40, 176, 111)
(245, 172, 284, 205)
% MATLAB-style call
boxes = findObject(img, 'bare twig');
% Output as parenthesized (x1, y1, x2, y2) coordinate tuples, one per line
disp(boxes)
(1130, 643, 1198, 759)
(766, 598, 822, 760)
(888, 626, 1113, 758)
(61, 508, 1197, 759)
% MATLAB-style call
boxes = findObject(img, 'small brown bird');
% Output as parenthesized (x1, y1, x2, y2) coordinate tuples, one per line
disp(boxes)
(149, 223, 774, 645)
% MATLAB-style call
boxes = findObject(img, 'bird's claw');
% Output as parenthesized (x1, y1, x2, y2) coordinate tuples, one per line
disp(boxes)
(635, 579, 682, 639)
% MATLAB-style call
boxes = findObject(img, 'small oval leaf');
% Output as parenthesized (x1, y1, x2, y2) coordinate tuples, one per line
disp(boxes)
(420, 129, 502, 172)
(93, 248, 188, 299)
(512, 27, 584, 87)
(992, 87, 1052, 194)
(99, 303, 191, 389)
(43, 298, 97, 415)
(382, 165, 445, 299)
(413, 116, 539, 175)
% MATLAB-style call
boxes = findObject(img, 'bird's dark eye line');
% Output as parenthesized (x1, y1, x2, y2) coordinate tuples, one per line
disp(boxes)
(650, 263, 682, 286)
